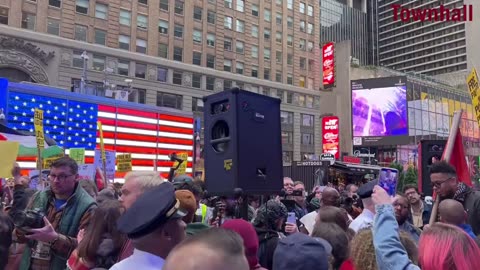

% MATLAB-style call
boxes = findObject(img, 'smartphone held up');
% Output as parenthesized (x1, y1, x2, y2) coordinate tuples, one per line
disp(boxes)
(378, 168, 399, 197)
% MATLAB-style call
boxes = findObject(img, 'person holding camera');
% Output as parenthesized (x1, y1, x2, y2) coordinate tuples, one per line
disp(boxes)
(13, 157, 97, 270)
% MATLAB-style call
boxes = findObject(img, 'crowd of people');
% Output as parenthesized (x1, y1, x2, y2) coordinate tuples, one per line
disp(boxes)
(1, 156, 480, 270)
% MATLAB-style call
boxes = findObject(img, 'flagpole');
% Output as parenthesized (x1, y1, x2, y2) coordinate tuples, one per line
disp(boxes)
(429, 109, 463, 225)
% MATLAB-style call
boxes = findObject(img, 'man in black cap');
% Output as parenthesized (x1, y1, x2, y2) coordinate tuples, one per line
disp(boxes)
(349, 180, 378, 232)
(110, 181, 187, 270)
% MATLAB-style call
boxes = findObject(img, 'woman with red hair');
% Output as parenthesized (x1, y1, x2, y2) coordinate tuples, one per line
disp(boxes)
(371, 185, 480, 270)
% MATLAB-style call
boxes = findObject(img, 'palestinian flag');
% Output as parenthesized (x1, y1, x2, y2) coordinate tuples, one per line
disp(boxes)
(0, 123, 63, 158)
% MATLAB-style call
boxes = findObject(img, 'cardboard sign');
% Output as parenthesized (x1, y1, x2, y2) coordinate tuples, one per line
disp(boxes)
(78, 164, 96, 180)
(69, 148, 85, 164)
(34, 108, 45, 150)
(467, 68, 480, 126)
(94, 150, 116, 180)
(0, 141, 19, 178)
(117, 153, 132, 172)
(173, 152, 188, 175)
(43, 155, 63, 169)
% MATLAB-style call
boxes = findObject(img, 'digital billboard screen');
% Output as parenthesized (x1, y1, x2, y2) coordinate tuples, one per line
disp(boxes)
(351, 76, 409, 146)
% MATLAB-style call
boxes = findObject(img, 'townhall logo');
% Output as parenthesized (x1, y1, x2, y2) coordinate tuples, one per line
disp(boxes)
(391, 4, 474, 22)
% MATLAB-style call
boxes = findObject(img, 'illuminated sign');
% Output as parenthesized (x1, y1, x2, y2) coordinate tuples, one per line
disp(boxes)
(322, 116, 339, 159)
(322, 42, 335, 89)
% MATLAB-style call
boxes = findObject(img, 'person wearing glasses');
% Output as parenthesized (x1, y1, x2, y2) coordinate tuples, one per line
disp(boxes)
(429, 161, 480, 236)
(14, 156, 96, 270)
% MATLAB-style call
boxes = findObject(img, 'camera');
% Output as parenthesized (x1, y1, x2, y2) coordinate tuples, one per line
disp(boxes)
(12, 209, 45, 229)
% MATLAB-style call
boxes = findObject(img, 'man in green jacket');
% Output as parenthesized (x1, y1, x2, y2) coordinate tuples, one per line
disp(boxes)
(14, 156, 96, 270)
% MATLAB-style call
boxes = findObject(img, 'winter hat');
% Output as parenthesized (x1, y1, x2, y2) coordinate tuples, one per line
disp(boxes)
(222, 219, 260, 269)
(175, 190, 198, 224)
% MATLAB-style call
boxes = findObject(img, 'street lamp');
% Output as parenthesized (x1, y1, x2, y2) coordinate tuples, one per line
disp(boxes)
(80, 51, 89, 94)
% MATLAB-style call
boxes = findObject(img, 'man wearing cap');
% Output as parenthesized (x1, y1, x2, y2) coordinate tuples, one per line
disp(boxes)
(349, 180, 378, 233)
(110, 182, 187, 270)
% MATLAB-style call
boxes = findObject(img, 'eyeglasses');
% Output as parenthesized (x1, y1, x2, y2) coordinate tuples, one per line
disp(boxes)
(48, 174, 74, 181)
(431, 177, 454, 188)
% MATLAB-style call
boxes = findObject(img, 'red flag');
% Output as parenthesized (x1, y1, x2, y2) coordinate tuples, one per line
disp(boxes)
(95, 167, 105, 191)
(441, 128, 473, 187)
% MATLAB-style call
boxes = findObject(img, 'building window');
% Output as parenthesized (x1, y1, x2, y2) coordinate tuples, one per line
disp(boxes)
(49, 0, 61, 8)
(207, 33, 215, 47)
(136, 39, 147, 54)
(92, 55, 106, 71)
(138, 0, 148, 5)
(287, 0, 293, 9)
(299, 2, 306, 13)
(119, 10, 131, 26)
(236, 41, 244, 54)
(172, 71, 183, 85)
(236, 0, 244, 12)
(276, 51, 282, 63)
(251, 45, 258, 58)
(300, 21, 305, 32)
(224, 80, 232, 91)
(157, 67, 167, 82)
(281, 111, 293, 124)
(225, 0, 232, 9)
(306, 95, 313, 108)
(159, 0, 169, 10)
(119, 35, 130, 50)
(264, 29, 271, 40)
(206, 54, 215, 68)
(194, 6, 202, 20)
(192, 74, 201, 88)
(47, 19, 60, 35)
(95, 3, 107, 19)
(174, 24, 183, 38)
(236, 62, 244, 74)
(287, 16, 293, 28)
(76, 0, 89, 14)
(94, 29, 106, 45)
(277, 89, 284, 101)
(0, 7, 8, 25)
(301, 114, 314, 126)
(157, 92, 182, 109)
(206, 76, 215, 90)
(224, 16, 233, 29)
(264, 9, 271, 22)
(308, 5, 314, 16)
(283, 151, 293, 163)
(301, 133, 314, 145)
(193, 29, 202, 44)
(236, 19, 244, 33)
(117, 60, 129, 76)
(224, 59, 232, 72)
(276, 32, 282, 43)
(307, 23, 313, 34)
(276, 13, 282, 25)
(158, 43, 168, 58)
(137, 14, 148, 30)
(276, 0, 283, 5)
(174, 0, 184, 15)
(129, 88, 146, 104)
(264, 68, 270, 80)
(135, 63, 146, 78)
(158, 20, 168, 34)
(173, 47, 183, 61)
(72, 50, 84, 68)
(307, 41, 314, 51)
(193, 52, 202, 66)
(252, 4, 259, 16)
(264, 48, 270, 60)
(22, 13, 36, 30)
(275, 72, 282, 83)
(299, 76, 306, 87)
(282, 131, 293, 144)
(287, 53, 293, 65)
(287, 35, 293, 46)
(286, 92, 293, 103)
(299, 39, 306, 50)
(262, 88, 270, 96)
(251, 66, 258, 77)
(74, 25, 87, 41)
(207, 10, 216, 24)
(252, 25, 259, 38)
(192, 97, 204, 112)
(224, 37, 232, 51)
(300, 57, 306, 69)
(287, 74, 293, 85)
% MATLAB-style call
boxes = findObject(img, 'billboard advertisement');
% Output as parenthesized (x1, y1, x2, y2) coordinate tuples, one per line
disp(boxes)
(322, 116, 339, 159)
(322, 42, 335, 89)
(352, 76, 409, 146)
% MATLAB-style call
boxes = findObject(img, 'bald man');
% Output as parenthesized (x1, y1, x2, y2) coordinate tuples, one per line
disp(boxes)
(439, 199, 477, 239)
(299, 187, 341, 235)
(164, 228, 249, 270)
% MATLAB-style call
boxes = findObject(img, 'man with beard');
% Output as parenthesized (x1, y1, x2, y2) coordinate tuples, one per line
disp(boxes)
(403, 185, 432, 229)
(393, 195, 421, 243)
(430, 161, 480, 235)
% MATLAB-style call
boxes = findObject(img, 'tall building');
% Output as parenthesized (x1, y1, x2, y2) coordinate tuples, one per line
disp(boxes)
(376, 0, 480, 77)
(0, 0, 324, 164)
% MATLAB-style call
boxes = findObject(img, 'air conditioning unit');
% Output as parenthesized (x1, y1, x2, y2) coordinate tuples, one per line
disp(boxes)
(351, 57, 360, 65)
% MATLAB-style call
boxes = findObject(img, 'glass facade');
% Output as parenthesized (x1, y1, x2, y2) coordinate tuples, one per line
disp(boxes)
(320, 0, 371, 65)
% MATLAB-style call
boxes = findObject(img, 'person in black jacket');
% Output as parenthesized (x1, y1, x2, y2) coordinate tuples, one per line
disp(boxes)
(0, 209, 13, 270)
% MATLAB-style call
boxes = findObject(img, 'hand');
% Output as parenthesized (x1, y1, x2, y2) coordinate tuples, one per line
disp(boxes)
(25, 217, 59, 243)
(285, 222, 298, 234)
(12, 163, 22, 184)
(372, 185, 392, 206)
(209, 217, 220, 227)
(77, 229, 85, 243)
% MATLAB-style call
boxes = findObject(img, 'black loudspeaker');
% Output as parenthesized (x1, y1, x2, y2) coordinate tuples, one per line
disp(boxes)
(203, 88, 283, 195)
(418, 140, 446, 196)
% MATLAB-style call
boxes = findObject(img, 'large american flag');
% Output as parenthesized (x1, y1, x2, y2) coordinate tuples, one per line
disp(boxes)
(7, 91, 194, 181)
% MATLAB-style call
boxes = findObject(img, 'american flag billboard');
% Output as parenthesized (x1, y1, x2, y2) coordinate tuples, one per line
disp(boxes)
(1, 81, 194, 181)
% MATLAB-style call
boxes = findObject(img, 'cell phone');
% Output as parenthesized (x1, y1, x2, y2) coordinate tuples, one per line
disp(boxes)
(378, 168, 399, 197)
(287, 212, 296, 224)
